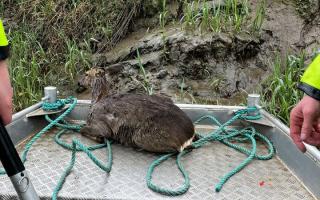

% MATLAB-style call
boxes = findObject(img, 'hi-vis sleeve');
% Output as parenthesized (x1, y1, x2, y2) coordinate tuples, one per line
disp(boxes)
(0, 19, 9, 61)
(298, 54, 320, 100)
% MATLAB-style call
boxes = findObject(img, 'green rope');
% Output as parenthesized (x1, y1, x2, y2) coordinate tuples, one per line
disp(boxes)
(0, 97, 78, 175)
(52, 138, 112, 200)
(45, 115, 83, 131)
(54, 129, 107, 151)
(21, 97, 78, 164)
(0, 97, 274, 198)
(146, 107, 274, 195)
(146, 150, 191, 196)
(42, 99, 70, 111)
(215, 133, 256, 192)
(0, 97, 113, 200)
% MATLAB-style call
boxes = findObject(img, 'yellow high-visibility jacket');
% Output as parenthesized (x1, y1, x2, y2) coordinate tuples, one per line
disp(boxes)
(0, 19, 9, 61)
(298, 55, 320, 101)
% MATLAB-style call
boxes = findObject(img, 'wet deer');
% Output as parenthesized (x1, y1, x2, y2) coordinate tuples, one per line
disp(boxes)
(78, 67, 195, 153)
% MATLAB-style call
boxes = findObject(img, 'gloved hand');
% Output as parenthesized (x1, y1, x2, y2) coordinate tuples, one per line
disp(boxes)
(0, 61, 13, 125)
(290, 95, 320, 152)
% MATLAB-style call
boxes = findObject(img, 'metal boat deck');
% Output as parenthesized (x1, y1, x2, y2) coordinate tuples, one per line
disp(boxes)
(0, 101, 319, 199)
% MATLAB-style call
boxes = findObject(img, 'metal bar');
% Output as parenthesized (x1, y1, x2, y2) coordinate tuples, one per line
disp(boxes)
(176, 104, 244, 110)
(0, 118, 39, 200)
(10, 170, 39, 200)
(0, 118, 24, 176)
(12, 102, 42, 122)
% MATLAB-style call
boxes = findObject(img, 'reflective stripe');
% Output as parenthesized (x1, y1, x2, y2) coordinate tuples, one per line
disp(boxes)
(301, 55, 320, 90)
(0, 19, 8, 46)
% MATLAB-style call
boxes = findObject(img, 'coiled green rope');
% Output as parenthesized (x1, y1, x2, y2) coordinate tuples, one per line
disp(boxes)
(42, 99, 68, 111)
(146, 107, 274, 195)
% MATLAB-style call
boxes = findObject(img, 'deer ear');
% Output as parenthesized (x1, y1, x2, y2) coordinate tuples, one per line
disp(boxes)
(105, 63, 124, 75)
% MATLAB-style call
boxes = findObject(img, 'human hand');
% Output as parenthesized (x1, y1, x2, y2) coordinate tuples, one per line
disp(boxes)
(290, 95, 320, 152)
(0, 61, 13, 125)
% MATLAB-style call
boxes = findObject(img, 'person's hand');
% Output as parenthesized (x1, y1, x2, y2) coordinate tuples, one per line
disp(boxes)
(0, 61, 13, 125)
(290, 95, 320, 152)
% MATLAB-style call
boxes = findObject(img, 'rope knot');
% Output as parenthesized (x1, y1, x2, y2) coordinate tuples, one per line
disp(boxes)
(235, 106, 262, 120)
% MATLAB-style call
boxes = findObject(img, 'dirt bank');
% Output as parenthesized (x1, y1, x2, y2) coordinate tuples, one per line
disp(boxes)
(76, 0, 320, 105)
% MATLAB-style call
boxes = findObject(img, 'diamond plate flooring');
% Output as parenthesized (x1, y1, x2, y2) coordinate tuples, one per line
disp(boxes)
(0, 125, 316, 200)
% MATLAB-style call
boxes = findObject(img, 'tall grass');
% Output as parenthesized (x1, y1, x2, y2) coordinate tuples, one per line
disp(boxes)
(261, 53, 306, 124)
(136, 49, 154, 95)
(159, 0, 168, 29)
(181, 0, 265, 33)
(7, 26, 92, 111)
(159, 0, 169, 57)
(177, 78, 197, 104)
(181, 0, 201, 30)
(64, 38, 91, 81)
(0, 2, 4, 13)
(210, 4, 222, 32)
(251, 0, 266, 33)
(200, 2, 210, 32)
(8, 29, 48, 111)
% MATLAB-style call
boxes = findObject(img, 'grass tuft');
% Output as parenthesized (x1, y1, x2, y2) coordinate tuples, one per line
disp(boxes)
(251, 0, 266, 33)
(181, 0, 265, 33)
(261, 52, 306, 124)
(159, 0, 168, 29)
(9, 28, 48, 111)
(136, 49, 154, 95)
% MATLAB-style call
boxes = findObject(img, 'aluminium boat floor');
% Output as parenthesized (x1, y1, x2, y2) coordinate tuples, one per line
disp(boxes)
(0, 125, 316, 200)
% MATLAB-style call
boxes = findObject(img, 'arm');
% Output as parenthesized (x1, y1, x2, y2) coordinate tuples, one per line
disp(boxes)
(290, 54, 320, 152)
(0, 19, 13, 125)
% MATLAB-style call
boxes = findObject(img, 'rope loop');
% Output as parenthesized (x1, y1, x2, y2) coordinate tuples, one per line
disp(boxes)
(147, 106, 274, 195)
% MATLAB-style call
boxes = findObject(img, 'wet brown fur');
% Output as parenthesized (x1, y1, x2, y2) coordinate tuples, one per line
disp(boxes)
(79, 68, 195, 153)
